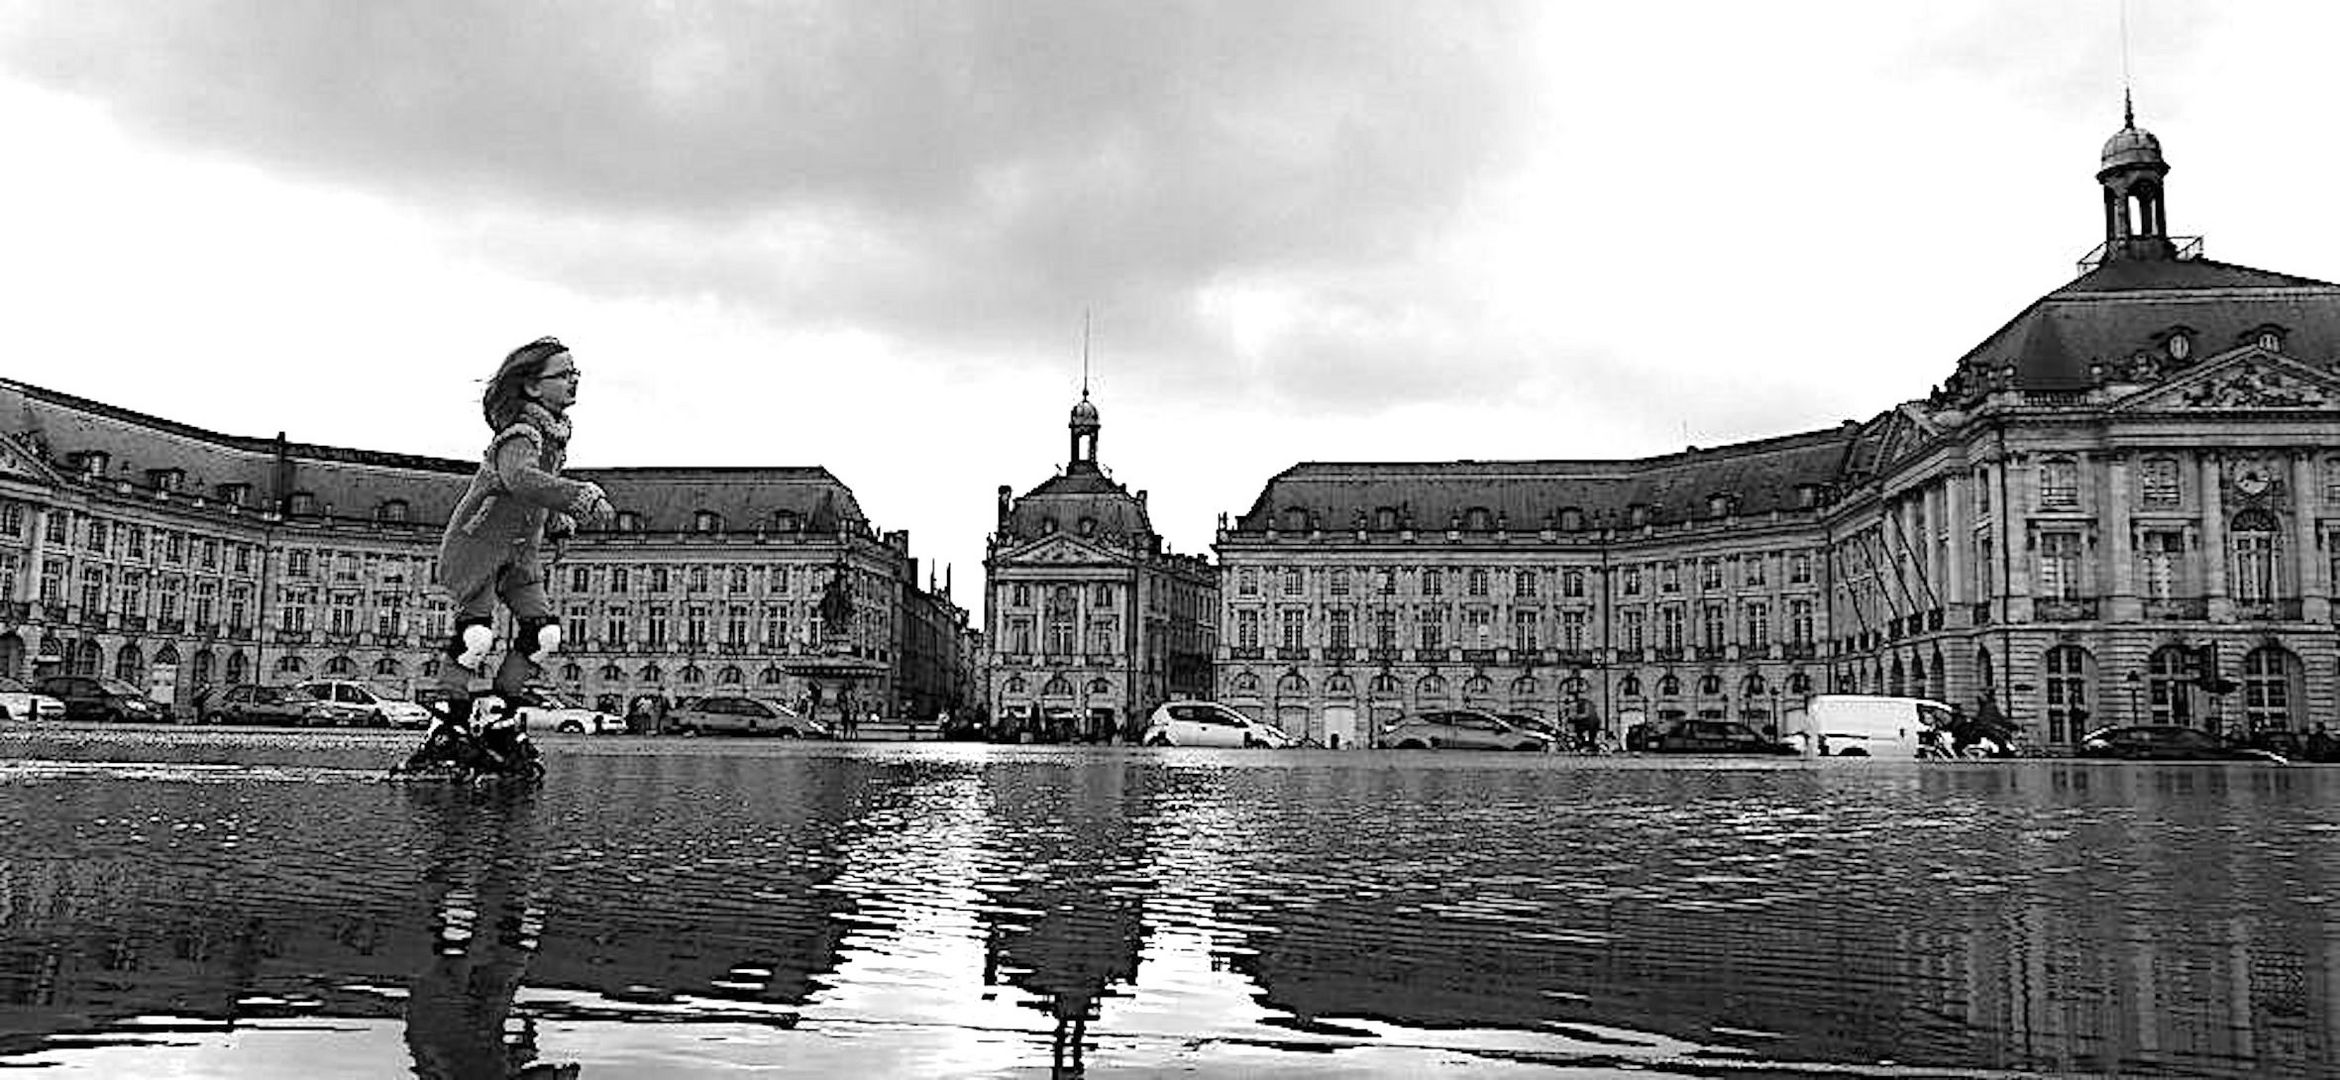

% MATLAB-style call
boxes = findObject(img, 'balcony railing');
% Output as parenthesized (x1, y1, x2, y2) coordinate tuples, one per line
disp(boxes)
(1228, 646, 1264, 660)
(1275, 647, 1311, 661)
(119, 615, 149, 632)
(1461, 648, 1498, 664)
(1651, 647, 1683, 662)
(2235, 599, 2303, 622)
(275, 629, 312, 644)
(1368, 647, 1404, 663)
(2143, 598, 2207, 620)
(2034, 598, 2099, 623)
(1321, 646, 1353, 662)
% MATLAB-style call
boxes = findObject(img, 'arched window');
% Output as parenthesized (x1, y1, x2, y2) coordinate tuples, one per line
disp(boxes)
(2242, 646, 2299, 731)
(1417, 674, 1448, 700)
(225, 651, 248, 686)
(375, 658, 403, 677)
(1006, 675, 1029, 695)
(639, 663, 663, 683)
(2231, 509, 2283, 603)
(1041, 675, 1072, 697)
(1658, 674, 1681, 697)
(274, 655, 306, 675)
(191, 649, 214, 688)
(759, 666, 785, 685)
(1087, 677, 1111, 695)
(1888, 655, 1906, 697)
(1742, 673, 1767, 698)
(1787, 671, 1812, 696)
(114, 644, 144, 683)
(324, 654, 357, 676)
(559, 662, 582, 683)
(718, 665, 744, 685)
(1277, 672, 1308, 696)
(2146, 646, 2194, 726)
(1619, 674, 1643, 698)
(2043, 645, 2092, 743)
(1462, 674, 1493, 697)
(1510, 675, 1538, 697)
(679, 665, 704, 685)
(1695, 674, 1721, 696)
(600, 663, 626, 681)
(1326, 673, 1355, 696)
(1368, 672, 1398, 695)
(1231, 671, 1260, 695)
(1928, 645, 1946, 702)
(72, 640, 102, 677)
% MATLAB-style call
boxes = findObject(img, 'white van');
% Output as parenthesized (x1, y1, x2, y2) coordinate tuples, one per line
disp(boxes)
(1784, 695, 1954, 759)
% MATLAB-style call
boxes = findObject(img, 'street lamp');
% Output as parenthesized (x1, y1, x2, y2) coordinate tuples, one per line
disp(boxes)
(2124, 670, 2142, 724)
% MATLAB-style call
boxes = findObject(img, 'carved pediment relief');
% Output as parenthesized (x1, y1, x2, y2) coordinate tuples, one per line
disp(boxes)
(1004, 534, 1113, 566)
(2111, 348, 2340, 413)
(2178, 360, 2329, 408)
(0, 431, 62, 485)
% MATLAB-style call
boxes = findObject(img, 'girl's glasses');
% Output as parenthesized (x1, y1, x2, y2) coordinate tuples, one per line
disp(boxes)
(537, 368, 581, 383)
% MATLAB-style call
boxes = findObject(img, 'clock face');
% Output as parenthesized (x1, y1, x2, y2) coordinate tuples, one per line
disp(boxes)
(2236, 467, 2272, 496)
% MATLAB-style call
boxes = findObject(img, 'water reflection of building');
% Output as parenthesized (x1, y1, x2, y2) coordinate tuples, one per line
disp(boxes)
(0, 384, 975, 719)
(975, 762, 1158, 1073)
(1215, 106, 2340, 750)
(983, 390, 1217, 741)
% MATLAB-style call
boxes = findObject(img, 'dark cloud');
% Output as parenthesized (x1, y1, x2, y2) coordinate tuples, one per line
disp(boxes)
(5, 0, 1550, 406)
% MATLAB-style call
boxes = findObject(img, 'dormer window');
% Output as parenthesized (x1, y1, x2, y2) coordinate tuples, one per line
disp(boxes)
(1281, 507, 1309, 532)
(216, 482, 251, 507)
(377, 499, 409, 523)
(1706, 494, 1733, 518)
(287, 491, 318, 517)
(1558, 507, 1584, 532)
(1042, 517, 1059, 534)
(1463, 506, 1493, 531)
(615, 510, 642, 532)
(2252, 327, 2285, 351)
(1796, 484, 1820, 508)
(1627, 504, 1649, 528)
(1078, 517, 1096, 537)
(2166, 332, 2191, 361)
(72, 451, 108, 476)
(1373, 506, 1399, 531)
(145, 468, 184, 491)
(694, 510, 724, 532)
(772, 510, 800, 532)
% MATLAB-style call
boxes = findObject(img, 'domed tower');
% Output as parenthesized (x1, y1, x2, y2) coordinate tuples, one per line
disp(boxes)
(1068, 390, 1101, 471)
(2098, 93, 2173, 263)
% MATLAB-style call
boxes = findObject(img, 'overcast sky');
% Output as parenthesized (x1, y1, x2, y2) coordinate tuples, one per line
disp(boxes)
(3, 1, 2336, 624)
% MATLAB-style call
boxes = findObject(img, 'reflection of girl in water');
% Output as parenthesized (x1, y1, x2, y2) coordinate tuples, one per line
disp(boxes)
(404, 786, 579, 1079)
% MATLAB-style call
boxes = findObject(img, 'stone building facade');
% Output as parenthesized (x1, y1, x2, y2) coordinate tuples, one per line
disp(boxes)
(1213, 110, 2340, 750)
(0, 381, 974, 719)
(982, 392, 1217, 740)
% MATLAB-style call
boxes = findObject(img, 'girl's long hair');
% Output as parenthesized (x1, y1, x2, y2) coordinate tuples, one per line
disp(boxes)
(482, 337, 568, 430)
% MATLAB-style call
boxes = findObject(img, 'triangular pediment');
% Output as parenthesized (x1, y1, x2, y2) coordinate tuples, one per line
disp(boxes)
(0, 430, 62, 486)
(2109, 345, 2340, 413)
(999, 532, 1121, 566)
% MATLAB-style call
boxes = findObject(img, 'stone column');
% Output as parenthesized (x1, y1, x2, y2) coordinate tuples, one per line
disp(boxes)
(2106, 455, 2139, 621)
(1944, 472, 1970, 609)
(2294, 451, 2328, 621)
(2003, 456, 2033, 624)
(2201, 454, 2230, 621)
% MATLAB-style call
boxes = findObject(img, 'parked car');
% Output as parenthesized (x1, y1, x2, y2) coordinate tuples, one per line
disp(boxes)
(667, 695, 830, 738)
(294, 679, 433, 729)
(1645, 719, 1798, 756)
(0, 676, 67, 723)
(1498, 713, 1571, 747)
(1141, 700, 1297, 748)
(202, 683, 369, 727)
(2076, 725, 2288, 763)
(1377, 708, 1554, 751)
(34, 675, 169, 723)
(513, 691, 628, 735)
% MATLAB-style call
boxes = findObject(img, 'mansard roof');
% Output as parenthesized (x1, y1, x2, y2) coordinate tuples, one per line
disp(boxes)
(1949, 257, 2340, 394)
(0, 377, 865, 533)
(1232, 426, 1860, 534)
(1003, 461, 1154, 543)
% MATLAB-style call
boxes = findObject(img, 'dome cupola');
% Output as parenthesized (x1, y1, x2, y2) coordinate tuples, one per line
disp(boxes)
(2096, 92, 2174, 264)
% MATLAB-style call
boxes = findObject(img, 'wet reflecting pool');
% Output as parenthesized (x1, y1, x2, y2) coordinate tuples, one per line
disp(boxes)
(1, 728, 2336, 1078)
